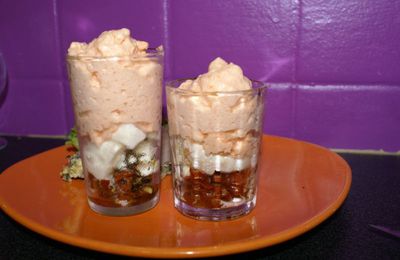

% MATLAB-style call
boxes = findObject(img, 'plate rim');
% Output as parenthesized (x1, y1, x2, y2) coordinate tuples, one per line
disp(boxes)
(0, 135, 352, 258)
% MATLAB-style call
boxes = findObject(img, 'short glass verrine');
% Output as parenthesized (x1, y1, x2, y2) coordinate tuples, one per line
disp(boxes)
(166, 79, 266, 220)
(67, 49, 163, 216)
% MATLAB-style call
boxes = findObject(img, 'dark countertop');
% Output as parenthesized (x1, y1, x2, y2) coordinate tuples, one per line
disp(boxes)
(1, 136, 399, 259)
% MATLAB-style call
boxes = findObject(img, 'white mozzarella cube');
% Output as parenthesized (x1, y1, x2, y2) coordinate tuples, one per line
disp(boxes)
(235, 158, 250, 171)
(112, 123, 146, 149)
(83, 143, 113, 180)
(135, 140, 157, 162)
(187, 142, 251, 174)
(115, 153, 127, 170)
(181, 165, 191, 178)
(99, 141, 124, 163)
(214, 155, 236, 173)
(82, 140, 124, 180)
(137, 160, 160, 177)
(190, 143, 206, 170)
(200, 158, 217, 175)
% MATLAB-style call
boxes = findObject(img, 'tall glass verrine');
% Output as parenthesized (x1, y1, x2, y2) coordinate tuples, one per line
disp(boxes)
(166, 79, 266, 220)
(67, 49, 163, 216)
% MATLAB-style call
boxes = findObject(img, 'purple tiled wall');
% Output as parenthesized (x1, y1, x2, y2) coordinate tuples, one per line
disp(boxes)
(0, 0, 399, 151)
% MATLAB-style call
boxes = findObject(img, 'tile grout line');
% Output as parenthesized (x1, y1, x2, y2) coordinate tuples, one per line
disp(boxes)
(293, 0, 303, 83)
(52, 0, 62, 83)
(291, 0, 303, 138)
(52, 0, 69, 135)
(162, 0, 171, 79)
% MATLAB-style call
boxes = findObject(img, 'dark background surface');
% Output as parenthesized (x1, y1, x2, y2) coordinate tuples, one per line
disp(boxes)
(1, 136, 399, 259)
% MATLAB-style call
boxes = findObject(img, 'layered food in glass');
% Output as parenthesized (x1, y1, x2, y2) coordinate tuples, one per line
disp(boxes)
(67, 28, 163, 215)
(166, 57, 265, 220)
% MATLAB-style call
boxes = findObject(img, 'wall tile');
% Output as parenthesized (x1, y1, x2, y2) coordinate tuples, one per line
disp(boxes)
(297, 0, 400, 84)
(0, 0, 398, 153)
(295, 85, 400, 152)
(168, 0, 299, 82)
(264, 84, 294, 138)
(58, 0, 164, 79)
(0, 0, 61, 79)
(62, 80, 74, 131)
(0, 79, 67, 135)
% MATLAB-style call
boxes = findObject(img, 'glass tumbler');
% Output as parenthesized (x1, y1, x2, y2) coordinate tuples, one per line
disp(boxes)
(166, 80, 266, 220)
(67, 49, 163, 216)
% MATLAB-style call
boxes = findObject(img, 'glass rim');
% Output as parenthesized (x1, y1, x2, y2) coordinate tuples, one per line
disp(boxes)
(166, 78, 268, 95)
(66, 47, 164, 61)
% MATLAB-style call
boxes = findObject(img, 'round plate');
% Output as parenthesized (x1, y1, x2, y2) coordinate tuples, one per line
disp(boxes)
(0, 135, 351, 258)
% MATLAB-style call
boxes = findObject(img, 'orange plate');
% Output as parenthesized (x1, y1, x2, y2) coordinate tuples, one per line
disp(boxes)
(0, 135, 351, 258)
